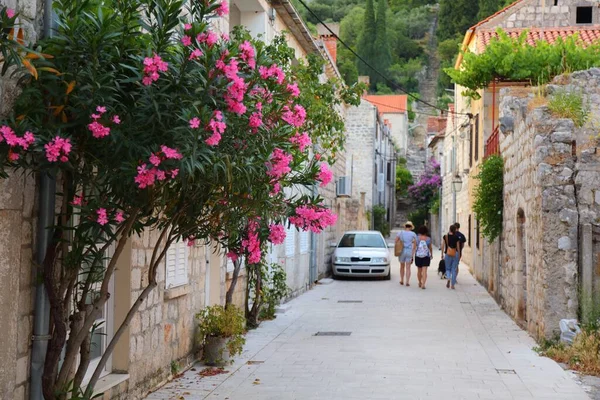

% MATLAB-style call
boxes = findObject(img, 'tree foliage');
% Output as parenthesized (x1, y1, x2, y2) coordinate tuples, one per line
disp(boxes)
(472, 155, 504, 242)
(446, 30, 600, 99)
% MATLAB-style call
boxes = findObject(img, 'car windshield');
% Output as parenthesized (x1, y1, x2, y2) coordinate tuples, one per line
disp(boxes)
(338, 233, 386, 248)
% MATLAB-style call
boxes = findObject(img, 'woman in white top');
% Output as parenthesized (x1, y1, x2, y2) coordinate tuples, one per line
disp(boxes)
(395, 221, 417, 286)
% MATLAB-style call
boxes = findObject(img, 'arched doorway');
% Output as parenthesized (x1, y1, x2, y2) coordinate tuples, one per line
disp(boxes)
(516, 208, 527, 324)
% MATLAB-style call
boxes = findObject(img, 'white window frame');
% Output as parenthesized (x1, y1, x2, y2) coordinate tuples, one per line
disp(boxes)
(166, 240, 189, 289)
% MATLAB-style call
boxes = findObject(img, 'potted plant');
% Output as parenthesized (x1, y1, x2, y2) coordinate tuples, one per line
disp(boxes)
(197, 305, 246, 366)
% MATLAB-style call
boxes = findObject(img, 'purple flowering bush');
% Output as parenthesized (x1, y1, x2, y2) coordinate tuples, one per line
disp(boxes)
(408, 158, 441, 207)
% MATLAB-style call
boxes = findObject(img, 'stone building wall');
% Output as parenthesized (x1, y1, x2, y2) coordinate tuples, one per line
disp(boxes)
(479, 0, 598, 30)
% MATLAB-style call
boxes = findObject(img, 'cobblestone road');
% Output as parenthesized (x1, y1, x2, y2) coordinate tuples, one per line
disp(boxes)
(147, 250, 590, 400)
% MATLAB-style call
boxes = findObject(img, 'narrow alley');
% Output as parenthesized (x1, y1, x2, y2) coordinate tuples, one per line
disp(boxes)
(147, 250, 589, 400)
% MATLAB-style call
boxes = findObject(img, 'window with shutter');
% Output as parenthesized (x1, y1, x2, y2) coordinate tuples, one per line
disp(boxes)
(166, 240, 189, 288)
(285, 222, 296, 257)
(300, 230, 309, 254)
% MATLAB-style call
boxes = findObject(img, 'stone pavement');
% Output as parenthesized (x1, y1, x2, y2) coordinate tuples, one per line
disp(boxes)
(146, 250, 590, 400)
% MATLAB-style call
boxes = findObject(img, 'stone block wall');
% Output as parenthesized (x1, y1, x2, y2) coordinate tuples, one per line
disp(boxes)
(346, 100, 376, 210)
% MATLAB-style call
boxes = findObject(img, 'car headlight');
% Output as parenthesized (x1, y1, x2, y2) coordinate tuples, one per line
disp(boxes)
(335, 257, 351, 263)
(371, 257, 388, 263)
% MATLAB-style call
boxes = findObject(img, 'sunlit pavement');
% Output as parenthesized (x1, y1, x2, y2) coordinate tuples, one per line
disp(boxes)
(147, 249, 590, 400)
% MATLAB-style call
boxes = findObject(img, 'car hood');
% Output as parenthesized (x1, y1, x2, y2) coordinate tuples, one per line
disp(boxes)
(334, 247, 390, 258)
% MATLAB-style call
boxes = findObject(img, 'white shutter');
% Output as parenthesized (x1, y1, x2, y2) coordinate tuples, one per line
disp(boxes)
(285, 222, 296, 257)
(166, 240, 189, 288)
(300, 231, 309, 254)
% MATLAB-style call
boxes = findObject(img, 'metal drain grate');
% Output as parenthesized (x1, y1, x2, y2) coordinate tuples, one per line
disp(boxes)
(314, 331, 352, 336)
(496, 369, 516, 374)
(247, 360, 265, 365)
(337, 300, 362, 303)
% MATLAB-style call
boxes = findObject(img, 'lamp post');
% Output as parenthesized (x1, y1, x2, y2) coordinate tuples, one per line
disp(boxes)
(452, 174, 463, 224)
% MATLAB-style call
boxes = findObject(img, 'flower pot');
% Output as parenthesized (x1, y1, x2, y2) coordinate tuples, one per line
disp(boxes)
(203, 336, 231, 366)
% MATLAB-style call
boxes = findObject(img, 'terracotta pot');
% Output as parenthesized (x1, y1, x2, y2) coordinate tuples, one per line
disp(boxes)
(203, 336, 231, 366)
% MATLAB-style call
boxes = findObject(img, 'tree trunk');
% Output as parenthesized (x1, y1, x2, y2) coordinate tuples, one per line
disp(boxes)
(225, 258, 242, 306)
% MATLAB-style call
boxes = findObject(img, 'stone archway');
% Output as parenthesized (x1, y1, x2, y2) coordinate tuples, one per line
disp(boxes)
(516, 208, 527, 324)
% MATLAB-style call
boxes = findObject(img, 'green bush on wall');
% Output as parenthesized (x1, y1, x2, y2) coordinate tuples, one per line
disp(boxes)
(472, 155, 504, 242)
(372, 205, 390, 237)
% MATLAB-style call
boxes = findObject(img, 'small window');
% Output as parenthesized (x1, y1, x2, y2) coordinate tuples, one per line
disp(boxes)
(577, 6, 593, 24)
(285, 222, 296, 257)
(166, 240, 189, 288)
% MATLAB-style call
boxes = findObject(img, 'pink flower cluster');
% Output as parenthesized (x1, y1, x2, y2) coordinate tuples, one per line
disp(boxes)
(248, 111, 262, 132)
(215, 0, 229, 16)
(87, 106, 119, 138)
(239, 41, 256, 69)
(289, 131, 311, 152)
(0, 125, 35, 161)
(268, 223, 286, 245)
(44, 136, 72, 163)
(281, 104, 306, 127)
(266, 148, 292, 179)
(197, 31, 219, 47)
(317, 163, 333, 187)
(259, 64, 285, 84)
(5, 8, 15, 18)
(142, 54, 168, 86)
(242, 220, 261, 264)
(134, 145, 182, 188)
(206, 111, 226, 146)
(286, 83, 300, 97)
(289, 205, 338, 233)
(95, 208, 125, 226)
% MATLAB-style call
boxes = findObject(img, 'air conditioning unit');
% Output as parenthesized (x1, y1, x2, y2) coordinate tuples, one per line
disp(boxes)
(336, 176, 351, 197)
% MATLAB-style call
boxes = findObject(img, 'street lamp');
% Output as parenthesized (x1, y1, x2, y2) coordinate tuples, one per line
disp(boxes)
(452, 174, 463, 193)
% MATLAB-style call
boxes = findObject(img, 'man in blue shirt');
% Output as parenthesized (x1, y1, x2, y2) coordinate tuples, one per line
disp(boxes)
(454, 222, 467, 280)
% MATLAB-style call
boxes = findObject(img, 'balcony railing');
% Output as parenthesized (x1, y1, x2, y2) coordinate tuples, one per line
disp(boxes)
(485, 126, 500, 158)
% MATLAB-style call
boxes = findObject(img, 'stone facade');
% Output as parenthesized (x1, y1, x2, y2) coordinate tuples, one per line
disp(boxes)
(478, 0, 600, 30)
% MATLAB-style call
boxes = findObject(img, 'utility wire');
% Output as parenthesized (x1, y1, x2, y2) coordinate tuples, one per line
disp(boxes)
(295, 0, 473, 118)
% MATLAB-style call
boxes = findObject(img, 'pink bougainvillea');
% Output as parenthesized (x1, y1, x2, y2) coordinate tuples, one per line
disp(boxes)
(44, 136, 72, 163)
(289, 131, 311, 152)
(289, 205, 337, 233)
(268, 223, 286, 245)
(266, 148, 292, 179)
(317, 163, 333, 187)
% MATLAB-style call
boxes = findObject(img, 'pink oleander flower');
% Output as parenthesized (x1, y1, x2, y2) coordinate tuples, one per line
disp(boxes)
(282, 104, 306, 127)
(181, 35, 192, 46)
(134, 164, 156, 188)
(156, 170, 166, 181)
(286, 82, 300, 97)
(161, 145, 182, 159)
(289, 205, 337, 233)
(71, 195, 83, 206)
(6, 8, 15, 18)
(189, 117, 201, 129)
(289, 131, 311, 152)
(270, 182, 281, 197)
(115, 211, 125, 223)
(189, 48, 203, 60)
(96, 208, 109, 226)
(205, 133, 221, 146)
(186, 236, 196, 247)
(249, 112, 262, 130)
(44, 136, 71, 163)
(170, 168, 179, 178)
(96, 106, 106, 114)
(259, 64, 285, 84)
(149, 153, 161, 166)
(242, 220, 261, 264)
(227, 251, 239, 263)
(268, 224, 286, 245)
(315, 153, 322, 161)
(184, 23, 192, 30)
(239, 41, 256, 69)
(112, 115, 121, 124)
(142, 54, 168, 85)
(221, 33, 230, 41)
(87, 121, 111, 138)
(197, 31, 218, 47)
(317, 163, 333, 187)
(8, 151, 19, 161)
(266, 148, 292, 179)
(216, 0, 229, 16)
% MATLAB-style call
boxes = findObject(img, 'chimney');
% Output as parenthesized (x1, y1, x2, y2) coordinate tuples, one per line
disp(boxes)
(316, 23, 340, 64)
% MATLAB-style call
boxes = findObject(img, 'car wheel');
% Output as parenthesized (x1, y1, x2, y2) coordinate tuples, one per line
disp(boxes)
(384, 270, 391, 280)
(332, 271, 340, 280)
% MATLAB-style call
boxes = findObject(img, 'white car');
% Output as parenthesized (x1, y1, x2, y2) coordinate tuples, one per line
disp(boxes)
(332, 231, 391, 280)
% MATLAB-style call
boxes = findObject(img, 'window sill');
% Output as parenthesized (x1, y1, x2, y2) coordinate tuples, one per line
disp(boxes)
(164, 284, 190, 300)
(92, 373, 129, 397)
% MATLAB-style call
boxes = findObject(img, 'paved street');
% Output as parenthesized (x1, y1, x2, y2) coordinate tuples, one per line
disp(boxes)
(147, 250, 590, 400)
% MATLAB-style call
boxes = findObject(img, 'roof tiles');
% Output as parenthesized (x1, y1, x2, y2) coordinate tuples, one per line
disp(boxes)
(476, 27, 600, 53)
(363, 95, 408, 114)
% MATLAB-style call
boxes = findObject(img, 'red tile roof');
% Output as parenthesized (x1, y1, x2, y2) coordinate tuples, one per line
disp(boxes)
(363, 95, 408, 114)
(427, 116, 448, 134)
(469, 0, 526, 31)
(476, 27, 600, 53)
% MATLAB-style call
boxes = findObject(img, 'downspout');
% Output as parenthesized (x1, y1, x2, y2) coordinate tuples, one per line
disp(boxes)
(30, 5, 56, 400)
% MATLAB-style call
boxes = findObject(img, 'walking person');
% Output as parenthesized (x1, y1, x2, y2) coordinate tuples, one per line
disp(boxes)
(443, 225, 460, 289)
(454, 222, 467, 281)
(395, 221, 417, 286)
(415, 226, 433, 289)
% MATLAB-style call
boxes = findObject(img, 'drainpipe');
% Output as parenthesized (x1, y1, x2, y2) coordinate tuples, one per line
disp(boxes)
(30, 6, 56, 399)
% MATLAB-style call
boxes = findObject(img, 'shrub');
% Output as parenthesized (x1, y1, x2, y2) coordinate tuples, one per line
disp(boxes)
(472, 155, 504, 242)
(259, 263, 290, 321)
(547, 90, 589, 128)
(197, 305, 246, 360)
(372, 205, 390, 237)
(541, 330, 600, 376)
(408, 208, 428, 231)
(396, 164, 413, 196)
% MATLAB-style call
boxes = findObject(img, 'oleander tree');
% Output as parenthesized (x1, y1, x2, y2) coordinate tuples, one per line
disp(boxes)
(0, 0, 360, 397)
